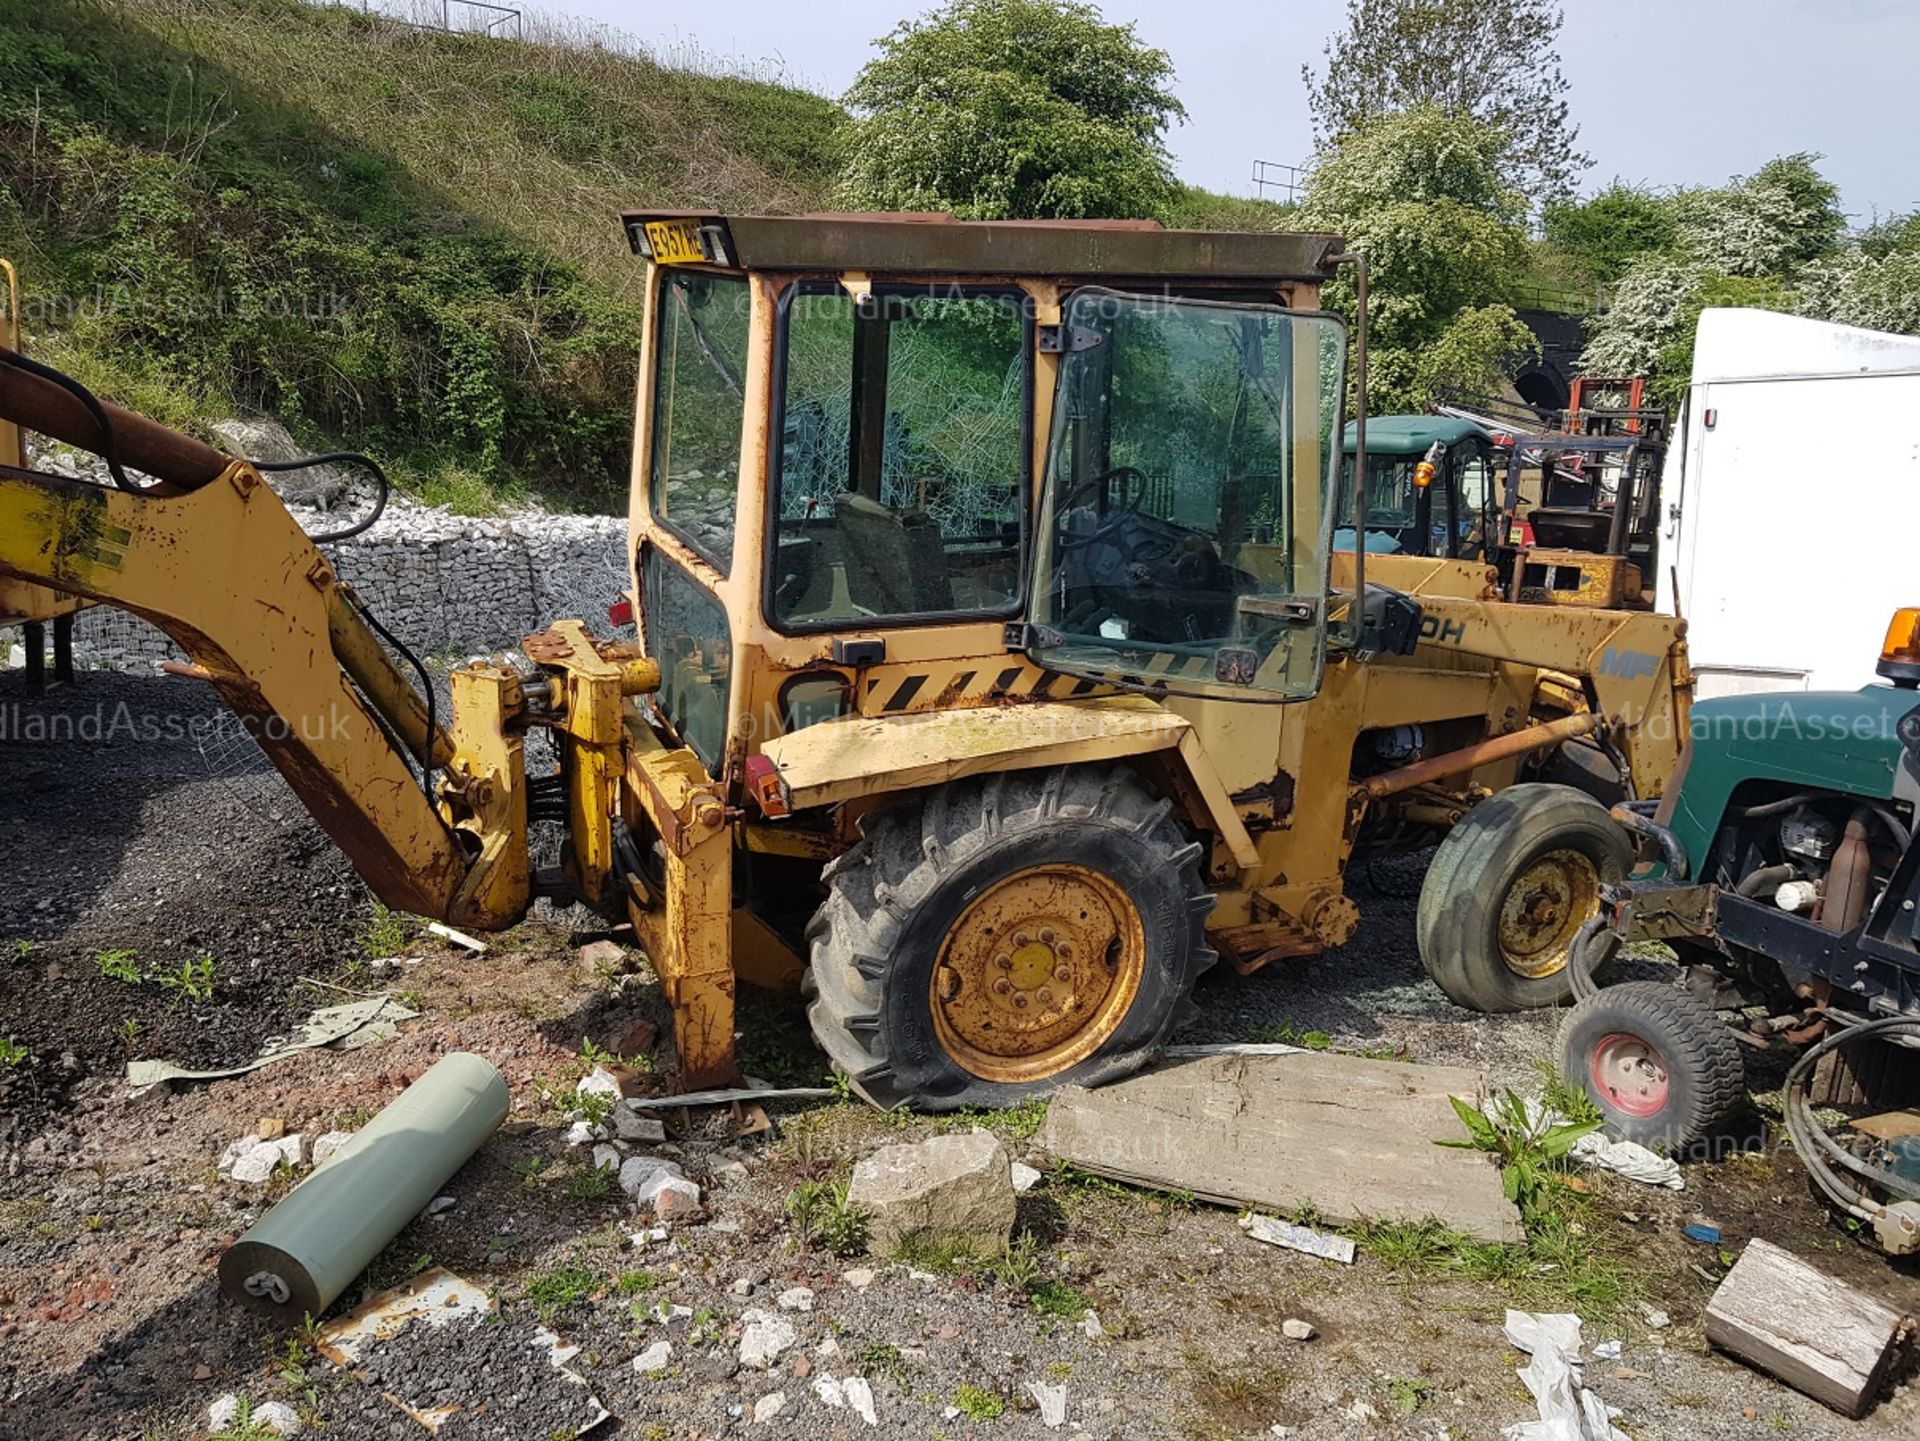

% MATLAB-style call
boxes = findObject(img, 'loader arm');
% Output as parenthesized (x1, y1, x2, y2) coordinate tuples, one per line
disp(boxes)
(1405, 593, 1693, 798)
(0, 347, 498, 924)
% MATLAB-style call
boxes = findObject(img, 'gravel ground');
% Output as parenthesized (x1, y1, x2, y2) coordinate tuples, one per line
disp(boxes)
(2, 672, 1917, 1441)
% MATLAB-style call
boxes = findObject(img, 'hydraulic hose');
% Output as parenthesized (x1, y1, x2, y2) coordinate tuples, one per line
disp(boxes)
(1782, 1016, 1920, 1231)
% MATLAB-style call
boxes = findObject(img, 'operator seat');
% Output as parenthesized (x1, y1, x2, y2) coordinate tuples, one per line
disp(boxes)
(835, 492, 954, 615)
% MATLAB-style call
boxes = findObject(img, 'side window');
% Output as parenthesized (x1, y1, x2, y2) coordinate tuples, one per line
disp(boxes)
(649, 271, 750, 573)
(770, 287, 1027, 628)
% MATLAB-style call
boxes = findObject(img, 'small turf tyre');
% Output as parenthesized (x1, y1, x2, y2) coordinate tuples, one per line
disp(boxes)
(804, 766, 1216, 1111)
(1417, 783, 1633, 1012)
(1556, 981, 1745, 1151)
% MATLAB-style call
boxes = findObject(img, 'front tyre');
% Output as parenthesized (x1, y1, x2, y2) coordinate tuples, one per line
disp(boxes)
(1556, 981, 1745, 1150)
(804, 767, 1216, 1111)
(1417, 783, 1633, 1012)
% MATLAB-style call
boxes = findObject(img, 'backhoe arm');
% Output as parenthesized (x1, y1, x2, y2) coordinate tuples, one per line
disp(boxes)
(0, 348, 481, 921)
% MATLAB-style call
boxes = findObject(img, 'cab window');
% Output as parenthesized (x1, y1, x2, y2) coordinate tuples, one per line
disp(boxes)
(768, 286, 1027, 629)
(648, 270, 750, 573)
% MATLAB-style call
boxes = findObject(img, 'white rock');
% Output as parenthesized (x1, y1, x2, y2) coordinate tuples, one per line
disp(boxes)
(217, 1137, 259, 1175)
(730, 1278, 755, 1297)
(229, 1134, 304, 1186)
(208, 1397, 299, 1437)
(612, 1105, 667, 1143)
(631, 1340, 672, 1375)
(630, 1225, 670, 1250)
(310, 1131, 354, 1168)
(251, 1401, 302, 1437)
(1080, 1310, 1106, 1340)
(1639, 1304, 1671, 1329)
(776, 1286, 814, 1313)
(843, 1267, 877, 1290)
(577, 1065, 622, 1101)
(618, 1155, 685, 1201)
(1281, 1318, 1315, 1341)
(711, 1157, 751, 1186)
(564, 1120, 596, 1148)
(1010, 1161, 1043, 1193)
(738, 1309, 799, 1369)
(843, 1375, 878, 1427)
(1029, 1381, 1068, 1428)
(1345, 1400, 1378, 1423)
(812, 1375, 846, 1409)
(591, 1143, 624, 1173)
(423, 1195, 456, 1218)
(643, 1173, 703, 1221)
(817, 1337, 843, 1359)
(752, 1391, 787, 1423)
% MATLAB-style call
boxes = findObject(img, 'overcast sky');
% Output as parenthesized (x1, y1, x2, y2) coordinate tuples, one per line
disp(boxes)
(527, 0, 1919, 222)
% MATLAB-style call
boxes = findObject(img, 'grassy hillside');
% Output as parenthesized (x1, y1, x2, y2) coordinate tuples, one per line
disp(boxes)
(0, 0, 842, 509)
(0, 1, 1302, 512)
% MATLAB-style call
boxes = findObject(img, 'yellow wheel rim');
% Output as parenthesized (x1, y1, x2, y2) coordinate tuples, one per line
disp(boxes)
(1497, 848, 1602, 979)
(929, 863, 1146, 1083)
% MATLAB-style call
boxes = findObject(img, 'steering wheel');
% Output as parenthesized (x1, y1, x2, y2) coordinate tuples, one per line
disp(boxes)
(1056, 465, 1149, 552)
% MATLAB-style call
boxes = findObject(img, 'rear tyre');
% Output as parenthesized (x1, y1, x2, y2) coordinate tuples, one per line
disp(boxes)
(1556, 981, 1745, 1151)
(1418, 783, 1632, 1012)
(804, 767, 1216, 1111)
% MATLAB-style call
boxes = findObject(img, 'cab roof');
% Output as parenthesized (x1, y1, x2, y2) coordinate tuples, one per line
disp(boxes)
(1342, 415, 1491, 457)
(621, 210, 1343, 283)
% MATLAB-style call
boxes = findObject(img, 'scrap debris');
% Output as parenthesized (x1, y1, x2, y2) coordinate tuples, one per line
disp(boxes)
(424, 920, 488, 954)
(1704, 1238, 1905, 1417)
(1501, 1310, 1628, 1441)
(318, 1269, 609, 1434)
(127, 993, 417, 1086)
(1239, 1213, 1357, 1265)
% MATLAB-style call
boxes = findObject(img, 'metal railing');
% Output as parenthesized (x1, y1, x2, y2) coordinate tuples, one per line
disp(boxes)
(325, 0, 523, 40)
(1250, 159, 1311, 205)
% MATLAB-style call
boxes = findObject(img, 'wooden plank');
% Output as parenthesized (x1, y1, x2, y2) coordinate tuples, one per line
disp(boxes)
(1039, 1052, 1522, 1244)
(1704, 1238, 1904, 1417)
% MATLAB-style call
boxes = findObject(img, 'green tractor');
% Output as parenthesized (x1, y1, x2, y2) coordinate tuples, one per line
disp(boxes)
(1337, 416, 1497, 559)
(1561, 608, 1920, 1252)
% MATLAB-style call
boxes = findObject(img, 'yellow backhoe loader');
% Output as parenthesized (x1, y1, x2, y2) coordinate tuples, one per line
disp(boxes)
(0, 214, 1691, 1108)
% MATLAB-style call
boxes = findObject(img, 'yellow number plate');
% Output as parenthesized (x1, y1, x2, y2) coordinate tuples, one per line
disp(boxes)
(645, 219, 706, 265)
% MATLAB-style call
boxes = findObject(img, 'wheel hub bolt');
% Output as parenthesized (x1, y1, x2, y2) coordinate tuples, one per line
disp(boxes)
(1037, 987, 1054, 1006)
(991, 977, 1011, 996)
(995, 954, 1012, 971)
(1013, 994, 1029, 1009)
(1052, 965, 1070, 982)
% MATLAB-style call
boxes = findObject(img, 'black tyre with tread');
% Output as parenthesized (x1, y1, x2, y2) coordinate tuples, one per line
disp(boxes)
(804, 766, 1216, 1111)
(1418, 782, 1633, 1012)
(1556, 981, 1746, 1150)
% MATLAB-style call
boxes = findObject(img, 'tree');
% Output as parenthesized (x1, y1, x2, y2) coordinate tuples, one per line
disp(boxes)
(1300, 105, 1535, 412)
(1542, 183, 1676, 287)
(836, 0, 1184, 220)
(1580, 154, 1853, 405)
(1671, 153, 1844, 276)
(1302, 0, 1588, 201)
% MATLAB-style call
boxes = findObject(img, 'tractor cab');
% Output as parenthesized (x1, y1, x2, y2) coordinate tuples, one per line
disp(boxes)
(627, 209, 1354, 783)
(1336, 415, 1496, 560)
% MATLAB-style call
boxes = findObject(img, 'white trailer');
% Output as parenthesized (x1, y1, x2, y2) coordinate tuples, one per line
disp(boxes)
(1658, 307, 1920, 698)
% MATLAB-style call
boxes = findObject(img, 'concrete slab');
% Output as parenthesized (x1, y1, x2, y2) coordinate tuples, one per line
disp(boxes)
(1040, 1051, 1522, 1244)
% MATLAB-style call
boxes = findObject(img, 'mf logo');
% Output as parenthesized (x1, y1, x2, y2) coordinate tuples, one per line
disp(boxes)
(1418, 615, 1467, 645)
(1598, 645, 1660, 683)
